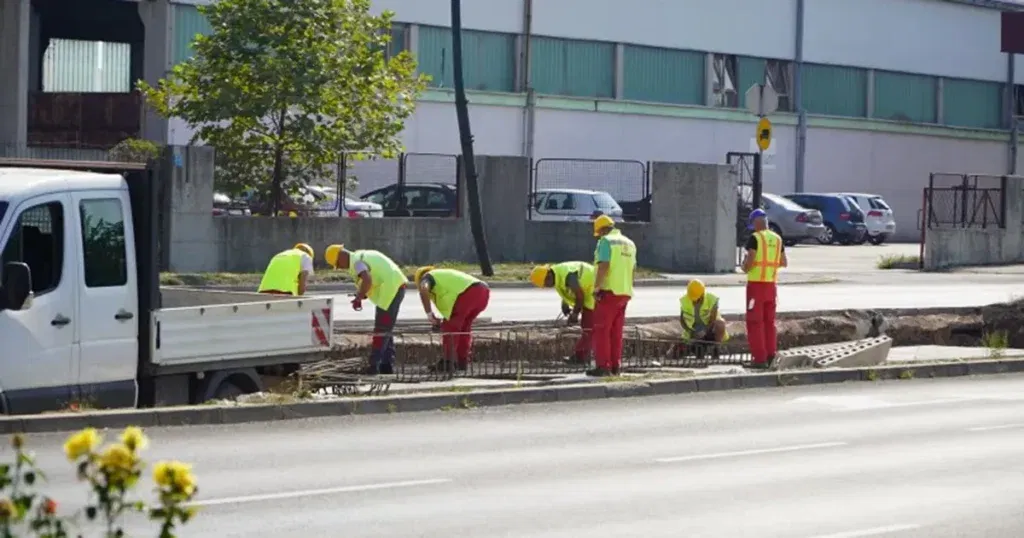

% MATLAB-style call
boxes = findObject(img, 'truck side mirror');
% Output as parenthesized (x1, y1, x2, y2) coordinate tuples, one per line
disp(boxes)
(1, 262, 31, 311)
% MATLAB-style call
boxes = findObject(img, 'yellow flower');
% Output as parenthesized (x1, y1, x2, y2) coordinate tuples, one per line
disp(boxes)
(63, 428, 101, 461)
(98, 443, 135, 475)
(119, 426, 148, 452)
(153, 460, 196, 496)
(0, 497, 13, 520)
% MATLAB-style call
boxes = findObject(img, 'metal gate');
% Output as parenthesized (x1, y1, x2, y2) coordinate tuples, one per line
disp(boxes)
(726, 152, 762, 266)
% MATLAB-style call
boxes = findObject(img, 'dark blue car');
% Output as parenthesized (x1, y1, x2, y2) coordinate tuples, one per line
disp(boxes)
(782, 193, 867, 245)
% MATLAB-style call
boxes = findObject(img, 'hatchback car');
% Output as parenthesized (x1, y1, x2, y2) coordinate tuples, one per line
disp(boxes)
(836, 192, 896, 244)
(529, 188, 624, 221)
(783, 193, 867, 245)
(760, 193, 825, 246)
(360, 182, 459, 218)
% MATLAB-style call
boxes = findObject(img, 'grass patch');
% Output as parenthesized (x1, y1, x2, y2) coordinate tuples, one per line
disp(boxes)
(876, 254, 921, 270)
(161, 261, 665, 287)
(981, 329, 1010, 359)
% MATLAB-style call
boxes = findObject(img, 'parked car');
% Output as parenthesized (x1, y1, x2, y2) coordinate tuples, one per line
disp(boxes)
(619, 194, 651, 222)
(303, 186, 383, 218)
(212, 192, 251, 217)
(760, 193, 825, 246)
(782, 193, 867, 245)
(836, 192, 896, 245)
(529, 188, 624, 222)
(360, 182, 458, 218)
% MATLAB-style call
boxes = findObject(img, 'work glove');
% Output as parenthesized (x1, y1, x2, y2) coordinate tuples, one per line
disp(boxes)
(561, 302, 572, 316)
(351, 297, 363, 311)
(567, 312, 579, 325)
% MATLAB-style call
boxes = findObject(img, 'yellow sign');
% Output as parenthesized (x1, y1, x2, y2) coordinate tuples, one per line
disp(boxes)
(756, 117, 772, 152)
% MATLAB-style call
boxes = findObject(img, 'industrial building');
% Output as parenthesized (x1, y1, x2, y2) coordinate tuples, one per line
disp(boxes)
(1, 0, 1023, 240)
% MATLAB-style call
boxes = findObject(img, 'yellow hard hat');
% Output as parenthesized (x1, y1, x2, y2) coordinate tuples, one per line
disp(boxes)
(686, 279, 706, 302)
(529, 265, 551, 288)
(294, 243, 314, 258)
(324, 244, 344, 269)
(413, 266, 435, 286)
(592, 214, 615, 237)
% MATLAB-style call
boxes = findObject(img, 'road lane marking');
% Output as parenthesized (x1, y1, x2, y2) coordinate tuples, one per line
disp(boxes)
(806, 523, 922, 538)
(189, 478, 452, 507)
(791, 395, 972, 411)
(968, 423, 1024, 432)
(654, 442, 847, 463)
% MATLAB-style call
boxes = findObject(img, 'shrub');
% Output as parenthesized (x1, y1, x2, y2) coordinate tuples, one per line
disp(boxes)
(108, 139, 162, 164)
(0, 427, 198, 537)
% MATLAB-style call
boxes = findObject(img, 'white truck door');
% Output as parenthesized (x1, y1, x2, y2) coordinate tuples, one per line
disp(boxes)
(0, 194, 77, 414)
(72, 191, 138, 409)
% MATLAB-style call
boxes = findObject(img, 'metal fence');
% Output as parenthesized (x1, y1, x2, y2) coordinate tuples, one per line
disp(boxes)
(919, 173, 1007, 230)
(529, 158, 651, 222)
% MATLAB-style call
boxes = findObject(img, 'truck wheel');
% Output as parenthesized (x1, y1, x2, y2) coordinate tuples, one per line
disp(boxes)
(213, 380, 245, 400)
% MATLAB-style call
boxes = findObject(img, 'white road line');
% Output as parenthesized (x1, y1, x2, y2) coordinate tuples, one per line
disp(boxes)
(188, 478, 453, 507)
(806, 523, 922, 538)
(654, 442, 848, 464)
(968, 423, 1024, 432)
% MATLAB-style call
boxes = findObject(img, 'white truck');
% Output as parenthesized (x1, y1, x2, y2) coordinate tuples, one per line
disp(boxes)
(0, 158, 335, 415)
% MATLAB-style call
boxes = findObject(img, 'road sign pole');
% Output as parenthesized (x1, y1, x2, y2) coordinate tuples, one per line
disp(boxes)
(753, 151, 763, 211)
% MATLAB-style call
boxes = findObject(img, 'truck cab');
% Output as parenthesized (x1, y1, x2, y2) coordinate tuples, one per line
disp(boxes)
(0, 159, 334, 415)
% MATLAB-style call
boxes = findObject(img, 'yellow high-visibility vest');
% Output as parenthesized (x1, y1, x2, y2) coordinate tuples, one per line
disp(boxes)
(257, 249, 304, 295)
(348, 250, 408, 308)
(747, 230, 783, 283)
(594, 229, 636, 297)
(551, 261, 596, 310)
(427, 269, 481, 319)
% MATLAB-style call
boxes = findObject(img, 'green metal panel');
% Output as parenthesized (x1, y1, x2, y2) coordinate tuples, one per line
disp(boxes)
(621, 45, 703, 105)
(387, 24, 407, 58)
(737, 56, 767, 107)
(531, 37, 614, 98)
(802, 63, 867, 117)
(942, 78, 1003, 129)
(417, 26, 515, 92)
(172, 4, 212, 64)
(873, 71, 937, 123)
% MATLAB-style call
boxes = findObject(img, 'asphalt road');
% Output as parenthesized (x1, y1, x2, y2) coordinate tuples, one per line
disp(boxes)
(21, 375, 1024, 537)
(331, 281, 1024, 322)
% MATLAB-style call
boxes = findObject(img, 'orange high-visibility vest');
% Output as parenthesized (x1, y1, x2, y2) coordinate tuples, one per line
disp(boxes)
(747, 230, 783, 283)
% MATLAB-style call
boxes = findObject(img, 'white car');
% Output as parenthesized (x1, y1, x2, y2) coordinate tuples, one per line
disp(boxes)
(303, 186, 383, 218)
(837, 192, 896, 244)
(529, 188, 624, 222)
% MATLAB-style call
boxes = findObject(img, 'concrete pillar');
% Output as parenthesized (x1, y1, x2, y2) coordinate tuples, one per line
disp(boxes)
(27, 7, 39, 92)
(0, 0, 30, 146)
(614, 43, 624, 99)
(166, 145, 219, 272)
(138, 0, 173, 144)
(475, 155, 530, 262)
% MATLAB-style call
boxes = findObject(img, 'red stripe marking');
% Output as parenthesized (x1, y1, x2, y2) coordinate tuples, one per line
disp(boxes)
(311, 311, 329, 347)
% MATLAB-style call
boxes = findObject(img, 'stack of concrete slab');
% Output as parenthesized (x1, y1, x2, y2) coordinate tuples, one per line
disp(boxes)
(775, 336, 893, 370)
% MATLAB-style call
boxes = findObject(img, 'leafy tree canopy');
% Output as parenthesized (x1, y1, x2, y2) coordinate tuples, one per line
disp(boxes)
(139, 0, 427, 206)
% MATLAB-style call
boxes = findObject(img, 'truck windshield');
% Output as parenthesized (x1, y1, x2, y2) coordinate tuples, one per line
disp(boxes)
(0, 201, 6, 223)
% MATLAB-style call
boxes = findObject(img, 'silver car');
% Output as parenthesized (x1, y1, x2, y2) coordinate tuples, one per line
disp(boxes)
(761, 193, 825, 246)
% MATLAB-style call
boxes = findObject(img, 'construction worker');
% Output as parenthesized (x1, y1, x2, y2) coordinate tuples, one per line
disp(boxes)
(325, 245, 408, 375)
(414, 266, 491, 373)
(672, 279, 729, 356)
(529, 261, 596, 365)
(257, 243, 315, 296)
(590, 215, 636, 377)
(741, 208, 788, 369)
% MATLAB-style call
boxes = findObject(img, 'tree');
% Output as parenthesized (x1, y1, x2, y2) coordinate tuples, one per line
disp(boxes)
(138, 0, 427, 213)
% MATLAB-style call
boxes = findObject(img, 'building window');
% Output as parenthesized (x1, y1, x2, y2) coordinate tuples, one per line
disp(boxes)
(765, 60, 792, 112)
(1015, 84, 1024, 118)
(712, 54, 738, 108)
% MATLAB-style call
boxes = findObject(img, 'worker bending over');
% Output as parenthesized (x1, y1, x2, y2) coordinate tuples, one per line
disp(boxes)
(672, 279, 729, 355)
(414, 266, 491, 373)
(257, 243, 315, 296)
(325, 245, 408, 375)
(590, 215, 636, 377)
(529, 261, 596, 365)
(741, 209, 787, 369)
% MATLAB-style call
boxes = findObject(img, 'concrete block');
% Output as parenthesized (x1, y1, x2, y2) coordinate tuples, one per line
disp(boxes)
(648, 378, 698, 395)
(605, 382, 653, 399)
(778, 371, 822, 386)
(966, 360, 1014, 375)
(930, 362, 970, 378)
(738, 373, 779, 388)
(278, 400, 354, 419)
(464, 390, 509, 408)
(501, 387, 561, 406)
(555, 384, 608, 402)
(818, 369, 862, 384)
(696, 376, 740, 392)
(773, 353, 815, 370)
(219, 404, 286, 425)
(814, 337, 893, 369)
(392, 394, 459, 413)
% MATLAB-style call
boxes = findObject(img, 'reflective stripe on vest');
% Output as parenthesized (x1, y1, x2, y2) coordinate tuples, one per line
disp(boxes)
(257, 249, 304, 295)
(747, 230, 783, 283)
(428, 269, 481, 319)
(348, 249, 408, 308)
(594, 229, 636, 297)
(551, 261, 596, 310)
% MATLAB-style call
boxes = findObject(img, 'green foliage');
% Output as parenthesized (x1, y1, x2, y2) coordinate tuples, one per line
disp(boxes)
(138, 0, 427, 202)
(107, 139, 162, 164)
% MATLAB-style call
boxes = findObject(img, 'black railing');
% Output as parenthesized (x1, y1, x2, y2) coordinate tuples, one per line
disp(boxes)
(920, 173, 1007, 229)
(529, 158, 651, 222)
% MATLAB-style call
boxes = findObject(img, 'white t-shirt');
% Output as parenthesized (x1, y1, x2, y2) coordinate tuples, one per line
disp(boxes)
(299, 253, 314, 276)
(352, 260, 370, 276)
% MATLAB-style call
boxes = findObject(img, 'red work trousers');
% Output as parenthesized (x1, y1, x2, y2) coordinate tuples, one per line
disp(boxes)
(441, 284, 490, 366)
(593, 293, 630, 370)
(745, 281, 778, 364)
(574, 308, 595, 361)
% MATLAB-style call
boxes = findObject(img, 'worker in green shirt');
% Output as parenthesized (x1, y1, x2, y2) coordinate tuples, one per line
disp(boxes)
(414, 266, 491, 373)
(590, 214, 636, 377)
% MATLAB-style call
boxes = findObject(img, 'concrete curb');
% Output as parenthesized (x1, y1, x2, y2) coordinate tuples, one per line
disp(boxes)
(167, 277, 841, 293)
(5, 358, 1024, 435)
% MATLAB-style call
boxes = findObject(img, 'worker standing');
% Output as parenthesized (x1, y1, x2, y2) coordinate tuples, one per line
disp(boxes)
(414, 266, 490, 373)
(325, 245, 408, 375)
(528, 261, 597, 365)
(741, 209, 788, 369)
(257, 243, 315, 296)
(590, 215, 636, 377)
(671, 279, 729, 356)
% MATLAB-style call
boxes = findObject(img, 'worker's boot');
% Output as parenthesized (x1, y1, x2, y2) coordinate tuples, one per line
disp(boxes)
(766, 354, 777, 370)
(585, 367, 613, 377)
